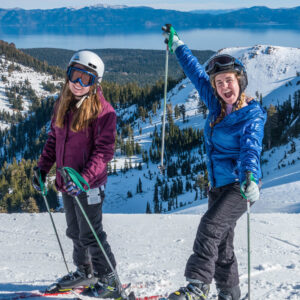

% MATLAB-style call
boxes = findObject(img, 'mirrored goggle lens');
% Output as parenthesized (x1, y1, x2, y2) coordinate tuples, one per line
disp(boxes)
(206, 55, 235, 73)
(67, 67, 96, 87)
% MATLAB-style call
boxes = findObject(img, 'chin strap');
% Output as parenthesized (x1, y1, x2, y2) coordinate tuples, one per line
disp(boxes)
(76, 95, 88, 108)
(75, 86, 98, 109)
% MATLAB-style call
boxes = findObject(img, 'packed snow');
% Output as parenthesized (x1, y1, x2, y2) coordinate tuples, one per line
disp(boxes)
(0, 199, 299, 299)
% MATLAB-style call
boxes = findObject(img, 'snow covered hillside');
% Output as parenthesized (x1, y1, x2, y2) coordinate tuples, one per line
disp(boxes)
(0, 212, 299, 299)
(220, 45, 300, 103)
(0, 56, 62, 130)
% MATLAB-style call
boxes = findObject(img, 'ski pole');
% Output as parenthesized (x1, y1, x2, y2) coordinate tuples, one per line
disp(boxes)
(159, 46, 169, 175)
(245, 171, 252, 300)
(33, 167, 70, 274)
(58, 167, 134, 300)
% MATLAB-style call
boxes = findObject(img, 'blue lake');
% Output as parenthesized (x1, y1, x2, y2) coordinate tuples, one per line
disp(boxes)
(2, 28, 300, 51)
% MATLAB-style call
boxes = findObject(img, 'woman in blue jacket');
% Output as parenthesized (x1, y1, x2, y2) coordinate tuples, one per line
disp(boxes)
(162, 25, 266, 300)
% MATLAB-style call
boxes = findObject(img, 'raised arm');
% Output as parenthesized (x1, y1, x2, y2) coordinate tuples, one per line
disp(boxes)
(162, 24, 218, 112)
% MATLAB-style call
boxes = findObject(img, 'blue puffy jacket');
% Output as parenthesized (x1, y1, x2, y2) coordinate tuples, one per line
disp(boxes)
(175, 45, 267, 188)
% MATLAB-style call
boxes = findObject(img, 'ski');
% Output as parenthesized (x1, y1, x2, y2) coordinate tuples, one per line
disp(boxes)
(1, 292, 168, 300)
(1, 290, 168, 300)
(0, 287, 84, 299)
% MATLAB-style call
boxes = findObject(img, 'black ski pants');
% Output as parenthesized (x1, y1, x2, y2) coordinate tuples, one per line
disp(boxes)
(62, 190, 116, 275)
(185, 182, 247, 288)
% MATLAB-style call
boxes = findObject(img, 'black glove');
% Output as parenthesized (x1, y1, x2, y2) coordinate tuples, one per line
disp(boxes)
(32, 167, 47, 192)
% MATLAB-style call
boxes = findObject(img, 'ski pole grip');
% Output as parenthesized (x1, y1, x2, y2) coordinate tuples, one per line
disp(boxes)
(57, 167, 70, 184)
(33, 166, 40, 180)
(245, 171, 252, 192)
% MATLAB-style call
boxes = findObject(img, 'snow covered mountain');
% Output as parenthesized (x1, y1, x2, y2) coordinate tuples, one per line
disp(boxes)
(0, 56, 62, 130)
(220, 45, 300, 104)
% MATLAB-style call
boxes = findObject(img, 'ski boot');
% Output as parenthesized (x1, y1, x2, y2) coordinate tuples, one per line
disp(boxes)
(217, 285, 241, 300)
(46, 264, 97, 293)
(81, 272, 124, 298)
(168, 282, 210, 300)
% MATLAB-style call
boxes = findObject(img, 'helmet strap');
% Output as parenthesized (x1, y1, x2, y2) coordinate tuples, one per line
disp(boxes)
(75, 95, 88, 109)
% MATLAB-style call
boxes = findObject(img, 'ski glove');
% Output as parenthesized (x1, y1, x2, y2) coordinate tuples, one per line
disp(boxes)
(63, 180, 82, 197)
(240, 173, 260, 203)
(32, 167, 47, 192)
(162, 24, 184, 53)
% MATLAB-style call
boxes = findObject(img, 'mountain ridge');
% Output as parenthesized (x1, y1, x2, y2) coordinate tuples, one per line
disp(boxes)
(0, 6, 300, 35)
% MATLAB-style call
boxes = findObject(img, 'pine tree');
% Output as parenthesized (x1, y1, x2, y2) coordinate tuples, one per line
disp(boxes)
(180, 104, 186, 122)
(146, 201, 152, 214)
(163, 183, 169, 201)
(153, 183, 159, 213)
(138, 178, 143, 193)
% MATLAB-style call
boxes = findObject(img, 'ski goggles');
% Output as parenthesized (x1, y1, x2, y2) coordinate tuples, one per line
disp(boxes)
(205, 54, 235, 75)
(67, 66, 97, 87)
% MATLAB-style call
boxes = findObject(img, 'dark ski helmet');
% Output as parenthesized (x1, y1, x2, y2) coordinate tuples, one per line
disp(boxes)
(205, 54, 248, 92)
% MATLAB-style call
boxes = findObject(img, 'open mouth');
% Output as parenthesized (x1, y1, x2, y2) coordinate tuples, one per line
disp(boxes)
(224, 91, 233, 98)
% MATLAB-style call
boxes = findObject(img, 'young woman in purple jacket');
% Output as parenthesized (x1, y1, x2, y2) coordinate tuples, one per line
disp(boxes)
(32, 50, 121, 299)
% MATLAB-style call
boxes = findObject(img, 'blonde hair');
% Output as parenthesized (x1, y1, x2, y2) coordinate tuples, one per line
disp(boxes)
(55, 78, 102, 132)
(210, 73, 246, 128)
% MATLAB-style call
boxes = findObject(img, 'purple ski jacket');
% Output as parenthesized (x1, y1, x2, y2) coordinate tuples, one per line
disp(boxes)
(38, 88, 117, 191)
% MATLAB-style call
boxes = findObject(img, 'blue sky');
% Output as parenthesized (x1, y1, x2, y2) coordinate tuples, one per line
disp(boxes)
(2, 0, 300, 10)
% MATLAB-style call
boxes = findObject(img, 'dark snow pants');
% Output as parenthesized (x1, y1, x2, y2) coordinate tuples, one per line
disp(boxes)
(62, 190, 116, 275)
(185, 182, 247, 288)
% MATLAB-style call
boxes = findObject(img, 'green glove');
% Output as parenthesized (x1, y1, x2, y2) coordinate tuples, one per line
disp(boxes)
(162, 24, 184, 53)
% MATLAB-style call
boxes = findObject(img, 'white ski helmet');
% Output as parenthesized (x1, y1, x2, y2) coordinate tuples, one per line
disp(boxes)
(68, 50, 105, 82)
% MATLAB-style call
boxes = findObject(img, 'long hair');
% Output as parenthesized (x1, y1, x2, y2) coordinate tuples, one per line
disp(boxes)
(55, 77, 102, 132)
(210, 73, 246, 128)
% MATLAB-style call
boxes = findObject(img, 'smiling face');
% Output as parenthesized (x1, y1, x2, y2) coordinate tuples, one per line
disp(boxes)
(214, 72, 240, 105)
(68, 64, 91, 98)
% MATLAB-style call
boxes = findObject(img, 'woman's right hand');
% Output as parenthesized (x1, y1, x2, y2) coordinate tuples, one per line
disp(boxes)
(32, 167, 47, 192)
(162, 24, 184, 53)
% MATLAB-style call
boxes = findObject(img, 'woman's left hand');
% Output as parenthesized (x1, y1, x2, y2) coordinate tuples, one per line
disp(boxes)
(241, 180, 260, 202)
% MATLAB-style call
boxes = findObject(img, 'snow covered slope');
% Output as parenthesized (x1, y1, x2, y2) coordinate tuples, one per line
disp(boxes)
(0, 212, 299, 299)
(0, 56, 62, 130)
(220, 45, 300, 100)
